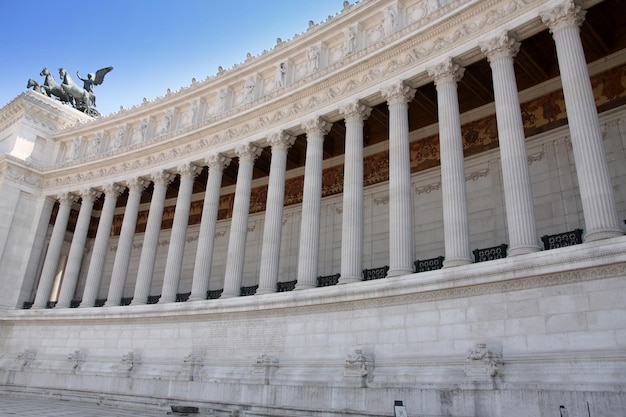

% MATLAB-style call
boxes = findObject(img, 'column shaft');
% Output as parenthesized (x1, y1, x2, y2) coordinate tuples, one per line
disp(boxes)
(221, 143, 262, 298)
(542, 3, 623, 240)
(159, 163, 200, 303)
(80, 184, 122, 307)
(339, 102, 371, 284)
(383, 81, 416, 276)
(481, 33, 541, 255)
(131, 172, 174, 305)
(257, 132, 295, 294)
(105, 178, 147, 306)
(32, 193, 75, 309)
(56, 189, 100, 308)
(295, 118, 332, 290)
(428, 59, 473, 267)
(189, 155, 230, 301)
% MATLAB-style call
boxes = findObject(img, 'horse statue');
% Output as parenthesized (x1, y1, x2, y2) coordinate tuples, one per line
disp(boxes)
(59, 67, 95, 114)
(26, 79, 45, 94)
(40, 67, 72, 104)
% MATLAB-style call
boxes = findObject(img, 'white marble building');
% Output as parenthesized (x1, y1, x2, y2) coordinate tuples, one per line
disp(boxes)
(1, 0, 625, 415)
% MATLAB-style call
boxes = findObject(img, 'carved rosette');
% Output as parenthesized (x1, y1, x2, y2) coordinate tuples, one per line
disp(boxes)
(427, 57, 465, 86)
(541, 1, 586, 35)
(301, 117, 332, 136)
(479, 32, 521, 63)
(381, 80, 416, 105)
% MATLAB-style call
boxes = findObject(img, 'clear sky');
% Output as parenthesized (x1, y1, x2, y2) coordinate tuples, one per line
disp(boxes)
(0, 0, 345, 117)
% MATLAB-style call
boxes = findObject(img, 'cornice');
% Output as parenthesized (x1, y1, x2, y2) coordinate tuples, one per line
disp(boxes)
(43, 0, 546, 191)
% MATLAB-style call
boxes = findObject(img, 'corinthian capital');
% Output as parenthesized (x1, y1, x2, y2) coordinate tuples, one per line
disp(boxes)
(235, 142, 263, 162)
(301, 117, 332, 136)
(339, 101, 372, 122)
(480, 32, 521, 63)
(541, 1, 586, 35)
(427, 57, 465, 86)
(176, 162, 201, 179)
(381, 80, 416, 105)
(268, 131, 296, 151)
(102, 183, 123, 198)
(205, 153, 231, 172)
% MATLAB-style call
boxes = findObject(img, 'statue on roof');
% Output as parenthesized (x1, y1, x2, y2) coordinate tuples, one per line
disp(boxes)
(26, 66, 113, 118)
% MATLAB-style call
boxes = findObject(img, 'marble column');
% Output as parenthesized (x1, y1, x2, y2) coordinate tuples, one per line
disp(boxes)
(382, 81, 417, 276)
(159, 162, 201, 304)
(541, 2, 623, 241)
(339, 101, 371, 284)
(105, 178, 148, 307)
(32, 193, 76, 309)
(56, 188, 101, 308)
(189, 154, 230, 301)
(480, 33, 541, 256)
(428, 58, 473, 267)
(257, 131, 295, 295)
(295, 117, 332, 290)
(80, 183, 123, 307)
(131, 171, 174, 305)
(221, 143, 262, 298)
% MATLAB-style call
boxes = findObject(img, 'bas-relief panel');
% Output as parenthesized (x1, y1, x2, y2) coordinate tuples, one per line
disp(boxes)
(92, 64, 626, 236)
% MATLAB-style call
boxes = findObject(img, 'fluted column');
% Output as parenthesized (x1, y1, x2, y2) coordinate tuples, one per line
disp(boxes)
(189, 154, 230, 301)
(105, 178, 148, 306)
(480, 33, 541, 256)
(32, 193, 76, 309)
(382, 81, 417, 276)
(131, 171, 174, 305)
(428, 58, 473, 267)
(295, 117, 332, 290)
(79, 183, 122, 307)
(257, 131, 296, 295)
(221, 143, 262, 298)
(56, 188, 101, 308)
(339, 101, 371, 284)
(541, 2, 623, 241)
(159, 163, 201, 304)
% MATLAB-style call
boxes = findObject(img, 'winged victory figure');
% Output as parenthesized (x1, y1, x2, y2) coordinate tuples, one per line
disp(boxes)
(76, 66, 114, 94)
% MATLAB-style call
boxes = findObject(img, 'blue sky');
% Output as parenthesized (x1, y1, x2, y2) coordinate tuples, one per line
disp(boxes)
(0, 0, 344, 116)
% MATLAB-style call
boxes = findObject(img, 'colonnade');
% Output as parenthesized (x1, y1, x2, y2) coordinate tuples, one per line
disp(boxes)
(31, 5, 623, 309)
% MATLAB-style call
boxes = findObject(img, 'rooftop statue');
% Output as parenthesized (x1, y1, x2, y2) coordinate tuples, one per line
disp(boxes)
(27, 66, 113, 117)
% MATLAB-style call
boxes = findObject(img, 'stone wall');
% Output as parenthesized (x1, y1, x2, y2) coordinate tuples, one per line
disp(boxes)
(1, 236, 625, 416)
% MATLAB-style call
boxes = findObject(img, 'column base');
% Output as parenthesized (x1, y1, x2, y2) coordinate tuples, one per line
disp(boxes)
(507, 244, 541, 257)
(103, 300, 119, 307)
(338, 275, 361, 285)
(187, 294, 206, 302)
(294, 282, 316, 291)
(157, 297, 175, 304)
(77, 303, 95, 308)
(129, 300, 146, 306)
(584, 228, 625, 242)
(386, 268, 414, 277)
(443, 258, 473, 268)
(255, 288, 275, 295)
(220, 291, 238, 299)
